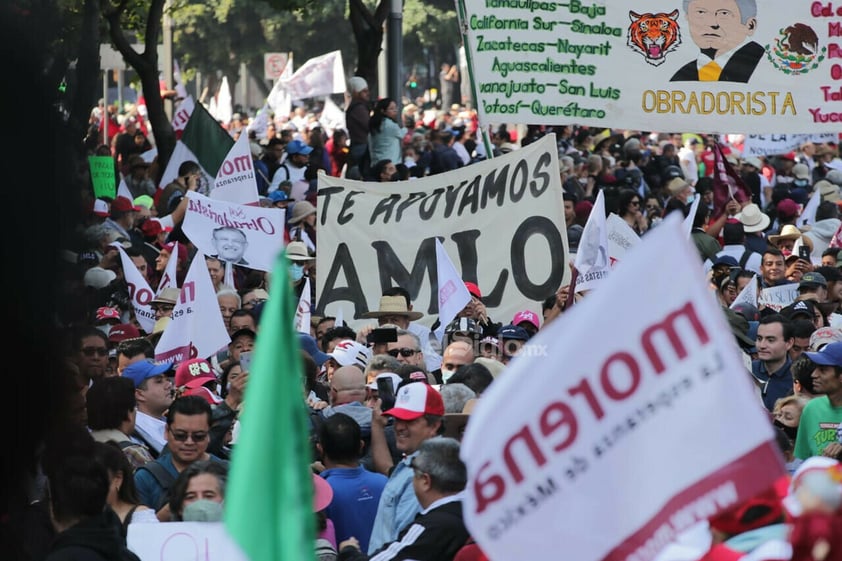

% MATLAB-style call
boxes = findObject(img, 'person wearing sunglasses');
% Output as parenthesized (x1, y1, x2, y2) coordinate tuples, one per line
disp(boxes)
(134, 395, 228, 521)
(69, 325, 110, 383)
(385, 329, 425, 370)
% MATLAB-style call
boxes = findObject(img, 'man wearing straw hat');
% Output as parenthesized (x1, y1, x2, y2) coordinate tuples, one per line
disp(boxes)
(736, 202, 771, 254)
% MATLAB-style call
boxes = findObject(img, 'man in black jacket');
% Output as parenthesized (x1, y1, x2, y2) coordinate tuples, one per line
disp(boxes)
(337, 437, 469, 561)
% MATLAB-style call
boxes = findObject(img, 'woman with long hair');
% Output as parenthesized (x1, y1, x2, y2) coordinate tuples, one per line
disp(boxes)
(93, 441, 158, 535)
(617, 188, 649, 235)
(367, 98, 406, 176)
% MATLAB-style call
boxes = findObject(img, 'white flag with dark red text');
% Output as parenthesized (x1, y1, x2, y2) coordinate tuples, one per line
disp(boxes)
(154, 254, 230, 363)
(117, 247, 156, 334)
(434, 239, 472, 342)
(461, 215, 784, 561)
(211, 132, 260, 206)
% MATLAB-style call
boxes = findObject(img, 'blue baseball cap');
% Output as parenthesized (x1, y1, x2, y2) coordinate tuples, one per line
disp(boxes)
(498, 324, 530, 341)
(298, 333, 330, 367)
(268, 190, 289, 203)
(122, 359, 172, 388)
(285, 139, 313, 156)
(804, 341, 842, 367)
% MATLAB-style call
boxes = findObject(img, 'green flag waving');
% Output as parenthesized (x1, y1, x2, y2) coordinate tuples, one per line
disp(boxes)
(181, 100, 234, 177)
(225, 252, 315, 561)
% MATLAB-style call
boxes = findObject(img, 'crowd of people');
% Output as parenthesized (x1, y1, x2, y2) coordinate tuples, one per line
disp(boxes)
(10, 65, 842, 561)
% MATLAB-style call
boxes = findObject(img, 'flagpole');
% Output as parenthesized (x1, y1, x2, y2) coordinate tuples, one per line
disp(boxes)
(455, 0, 494, 159)
(565, 268, 578, 310)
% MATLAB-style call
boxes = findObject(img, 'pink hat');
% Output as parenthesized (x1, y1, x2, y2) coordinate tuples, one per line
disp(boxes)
(513, 310, 540, 330)
(464, 282, 482, 299)
(384, 382, 444, 421)
(313, 474, 333, 512)
(174, 358, 217, 389)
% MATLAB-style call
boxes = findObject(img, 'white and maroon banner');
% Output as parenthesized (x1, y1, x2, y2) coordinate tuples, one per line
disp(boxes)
(154, 254, 230, 364)
(461, 215, 784, 561)
(172, 95, 195, 137)
(117, 247, 156, 334)
(211, 133, 260, 205)
(295, 277, 312, 335)
(575, 212, 641, 293)
(157, 241, 181, 294)
(182, 192, 286, 273)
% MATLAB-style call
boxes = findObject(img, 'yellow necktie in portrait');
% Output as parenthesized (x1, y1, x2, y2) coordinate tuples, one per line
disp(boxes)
(699, 61, 722, 81)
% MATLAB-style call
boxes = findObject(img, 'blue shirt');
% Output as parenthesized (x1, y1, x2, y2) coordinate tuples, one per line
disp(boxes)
(321, 465, 387, 553)
(134, 453, 178, 509)
(367, 453, 420, 554)
(751, 357, 793, 411)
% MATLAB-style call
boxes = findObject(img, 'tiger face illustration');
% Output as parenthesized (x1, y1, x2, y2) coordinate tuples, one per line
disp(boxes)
(628, 10, 681, 66)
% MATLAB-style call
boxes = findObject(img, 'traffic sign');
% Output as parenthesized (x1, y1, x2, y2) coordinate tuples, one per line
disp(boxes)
(264, 52, 292, 81)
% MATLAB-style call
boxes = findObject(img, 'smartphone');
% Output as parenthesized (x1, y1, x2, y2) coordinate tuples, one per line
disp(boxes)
(367, 327, 398, 345)
(376, 376, 396, 412)
(239, 351, 253, 372)
(798, 246, 811, 261)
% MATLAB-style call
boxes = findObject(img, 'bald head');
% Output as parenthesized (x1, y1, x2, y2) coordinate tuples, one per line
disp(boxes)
(442, 341, 474, 373)
(330, 366, 367, 405)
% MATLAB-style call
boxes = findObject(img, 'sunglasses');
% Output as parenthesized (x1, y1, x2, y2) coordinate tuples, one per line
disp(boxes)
(81, 346, 108, 357)
(387, 348, 419, 358)
(169, 430, 208, 442)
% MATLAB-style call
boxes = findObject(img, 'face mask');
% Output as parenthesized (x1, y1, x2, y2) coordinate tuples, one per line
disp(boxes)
(794, 178, 810, 188)
(440, 368, 456, 383)
(182, 499, 223, 522)
(390, 172, 400, 182)
(773, 419, 798, 441)
(289, 264, 305, 282)
(686, 193, 696, 204)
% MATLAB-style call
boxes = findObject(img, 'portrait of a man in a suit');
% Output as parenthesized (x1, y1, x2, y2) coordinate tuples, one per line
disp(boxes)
(671, 0, 763, 83)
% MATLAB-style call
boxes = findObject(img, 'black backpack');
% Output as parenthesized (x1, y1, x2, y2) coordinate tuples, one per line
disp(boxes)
(134, 462, 176, 512)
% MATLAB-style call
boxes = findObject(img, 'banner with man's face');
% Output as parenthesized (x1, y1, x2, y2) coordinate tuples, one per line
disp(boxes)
(182, 192, 286, 272)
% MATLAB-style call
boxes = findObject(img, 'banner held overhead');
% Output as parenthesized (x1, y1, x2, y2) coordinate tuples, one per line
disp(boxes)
(458, 0, 842, 133)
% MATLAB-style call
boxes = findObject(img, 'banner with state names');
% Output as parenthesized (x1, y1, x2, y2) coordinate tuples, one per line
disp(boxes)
(457, 0, 842, 133)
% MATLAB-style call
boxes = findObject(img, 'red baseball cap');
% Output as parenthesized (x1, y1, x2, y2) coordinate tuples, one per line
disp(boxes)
(108, 323, 140, 343)
(513, 310, 540, 330)
(183, 385, 223, 405)
(464, 281, 482, 299)
(174, 358, 217, 389)
(112, 196, 141, 212)
(383, 382, 444, 421)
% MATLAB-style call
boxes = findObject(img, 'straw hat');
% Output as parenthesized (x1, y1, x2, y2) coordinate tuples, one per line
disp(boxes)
(286, 241, 313, 261)
(736, 204, 771, 233)
(361, 295, 423, 321)
(289, 201, 316, 225)
(768, 224, 813, 252)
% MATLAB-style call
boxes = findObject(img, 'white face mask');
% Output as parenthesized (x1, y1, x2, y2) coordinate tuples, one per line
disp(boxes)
(441, 368, 456, 383)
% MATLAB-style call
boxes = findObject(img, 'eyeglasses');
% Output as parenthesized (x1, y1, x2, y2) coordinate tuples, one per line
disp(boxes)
(387, 348, 419, 358)
(81, 346, 108, 357)
(169, 430, 208, 442)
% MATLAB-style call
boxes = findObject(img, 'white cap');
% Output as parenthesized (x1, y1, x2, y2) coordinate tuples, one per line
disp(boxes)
(366, 372, 402, 392)
(83, 266, 117, 289)
(327, 340, 371, 369)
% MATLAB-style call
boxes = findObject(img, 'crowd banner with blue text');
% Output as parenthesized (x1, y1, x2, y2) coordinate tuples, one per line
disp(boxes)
(315, 134, 569, 328)
(458, 0, 842, 133)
